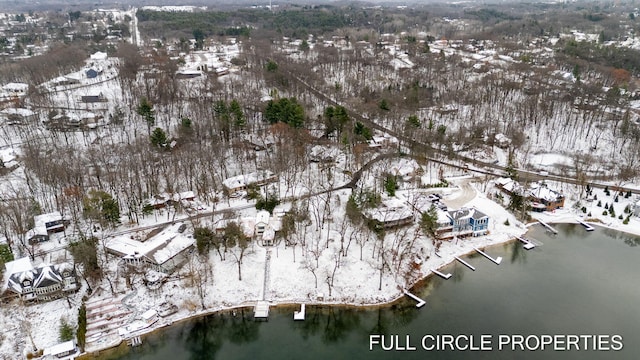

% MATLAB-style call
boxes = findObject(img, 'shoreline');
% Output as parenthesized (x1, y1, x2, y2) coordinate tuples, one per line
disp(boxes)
(80, 229, 528, 359)
(82, 217, 639, 359)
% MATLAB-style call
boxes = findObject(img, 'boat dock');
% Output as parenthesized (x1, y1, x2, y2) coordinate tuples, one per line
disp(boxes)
(254, 301, 270, 320)
(431, 269, 452, 279)
(576, 218, 595, 231)
(293, 304, 305, 321)
(455, 256, 476, 271)
(403, 289, 426, 308)
(537, 220, 558, 234)
(516, 236, 536, 250)
(474, 247, 502, 265)
(127, 336, 142, 347)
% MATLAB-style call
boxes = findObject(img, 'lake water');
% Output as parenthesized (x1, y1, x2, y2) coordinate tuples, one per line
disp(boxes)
(97, 224, 640, 360)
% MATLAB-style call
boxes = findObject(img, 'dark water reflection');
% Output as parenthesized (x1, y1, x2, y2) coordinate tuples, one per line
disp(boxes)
(98, 224, 639, 360)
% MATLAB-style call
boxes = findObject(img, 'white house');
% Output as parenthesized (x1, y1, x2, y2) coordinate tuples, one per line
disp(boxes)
(104, 223, 195, 274)
(222, 170, 276, 194)
(255, 210, 270, 237)
(41, 340, 79, 359)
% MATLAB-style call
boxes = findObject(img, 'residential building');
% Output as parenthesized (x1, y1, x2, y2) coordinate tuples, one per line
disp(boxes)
(2, 257, 77, 302)
(447, 207, 489, 236)
(0, 107, 37, 125)
(104, 223, 195, 274)
(26, 211, 66, 245)
(495, 178, 564, 212)
(363, 199, 414, 228)
(528, 182, 565, 212)
(222, 170, 276, 194)
(41, 340, 79, 359)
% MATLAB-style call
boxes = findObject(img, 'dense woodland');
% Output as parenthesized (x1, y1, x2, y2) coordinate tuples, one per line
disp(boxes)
(1, 0, 640, 300)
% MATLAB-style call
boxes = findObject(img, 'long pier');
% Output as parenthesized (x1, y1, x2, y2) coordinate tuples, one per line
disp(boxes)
(403, 289, 426, 308)
(431, 269, 452, 279)
(455, 256, 476, 271)
(516, 236, 536, 250)
(576, 218, 595, 231)
(474, 247, 502, 265)
(537, 220, 558, 234)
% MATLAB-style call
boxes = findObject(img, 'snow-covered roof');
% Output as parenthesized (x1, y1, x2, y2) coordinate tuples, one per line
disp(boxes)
(90, 51, 108, 61)
(529, 182, 563, 202)
(42, 340, 76, 357)
(141, 309, 157, 321)
(105, 223, 194, 266)
(0, 107, 35, 117)
(448, 207, 488, 221)
(4, 257, 32, 277)
(34, 211, 63, 227)
(1, 82, 28, 92)
(364, 199, 414, 225)
(222, 170, 275, 190)
(256, 210, 270, 225)
(4, 258, 74, 295)
(172, 191, 195, 201)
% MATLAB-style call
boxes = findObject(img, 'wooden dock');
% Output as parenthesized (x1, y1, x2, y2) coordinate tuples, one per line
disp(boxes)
(254, 301, 270, 320)
(576, 218, 595, 231)
(455, 256, 476, 271)
(127, 336, 142, 347)
(516, 236, 536, 250)
(431, 269, 452, 279)
(403, 289, 426, 308)
(293, 304, 305, 321)
(537, 220, 558, 234)
(474, 247, 502, 265)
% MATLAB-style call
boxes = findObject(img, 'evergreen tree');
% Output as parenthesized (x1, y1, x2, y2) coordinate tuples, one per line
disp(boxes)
(150, 127, 168, 148)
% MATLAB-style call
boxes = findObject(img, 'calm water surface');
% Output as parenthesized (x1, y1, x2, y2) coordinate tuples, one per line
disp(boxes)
(99, 224, 640, 360)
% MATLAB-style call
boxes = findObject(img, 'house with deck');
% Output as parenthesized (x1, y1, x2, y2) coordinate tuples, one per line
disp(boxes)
(104, 222, 195, 274)
(436, 207, 489, 240)
(2, 257, 77, 302)
(25, 211, 66, 245)
(528, 182, 564, 212)
(222, 170, 277, 194)
(363, 199, 414, 228)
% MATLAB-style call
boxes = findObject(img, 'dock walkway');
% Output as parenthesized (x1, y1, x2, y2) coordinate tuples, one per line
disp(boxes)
(455, 256, 476, 271)
(403, 289, 426, 308)
(576, 218, 595, 231)
(474, 247, 502, 265)
(537, 220, 558, 234)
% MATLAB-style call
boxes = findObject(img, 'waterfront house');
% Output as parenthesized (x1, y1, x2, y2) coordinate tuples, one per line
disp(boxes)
(2, 257, 77, 302)
(104, 223, 195, 274)
(435, 207, 489, 240)
(363, 199, 414, 228)
(41, 340, 79, 359)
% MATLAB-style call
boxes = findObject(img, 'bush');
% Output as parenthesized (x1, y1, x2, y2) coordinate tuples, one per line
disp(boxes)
(602, 210, 608, 216)
(59, 319, 74, 342)
(618, 214, 624, 219)
(581, 206, 587, 213)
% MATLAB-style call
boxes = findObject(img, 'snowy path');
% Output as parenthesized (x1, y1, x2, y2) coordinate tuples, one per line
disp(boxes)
(262, 249, 272, 301)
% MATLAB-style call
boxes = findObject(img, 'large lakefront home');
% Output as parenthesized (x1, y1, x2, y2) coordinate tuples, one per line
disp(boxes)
(2, 257, 77, 302)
